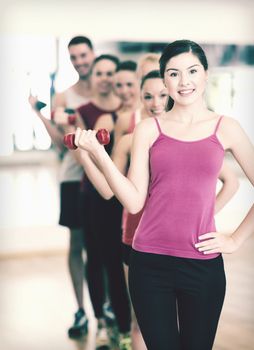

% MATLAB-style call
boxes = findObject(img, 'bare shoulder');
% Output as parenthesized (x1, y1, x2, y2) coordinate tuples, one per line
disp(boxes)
(135, 118, 156, 131)
(134, 117, 159, 146)
(220, 115, 245, 134)
(53, 84, 79, 108)
(135, 117, 156, 132)
(218, 115, 252, 150)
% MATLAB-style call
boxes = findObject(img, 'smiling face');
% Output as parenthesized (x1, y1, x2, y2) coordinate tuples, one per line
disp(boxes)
(114, 70, 140, 107)
(69, 43, 95, 79)
(91, 59, 117, 96)
(141, 78, 168, 117)
(163, 52, 208, 107)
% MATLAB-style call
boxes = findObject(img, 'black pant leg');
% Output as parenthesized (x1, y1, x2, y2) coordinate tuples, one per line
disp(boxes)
(129, 250, 181, 350)
(95, 196, 131, 333)
(82, 191, 105, 318)
(177, 255, 226, 350)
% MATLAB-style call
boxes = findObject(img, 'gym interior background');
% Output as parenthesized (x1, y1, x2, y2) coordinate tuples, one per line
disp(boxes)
(0, 1, 254, 349)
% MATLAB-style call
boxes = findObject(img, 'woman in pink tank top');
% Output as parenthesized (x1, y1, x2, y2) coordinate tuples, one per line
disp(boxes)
(74, 40, 254, 350)
(76, 69, 168, 350)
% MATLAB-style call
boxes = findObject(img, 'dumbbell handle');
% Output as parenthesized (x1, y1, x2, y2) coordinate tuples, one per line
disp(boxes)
(63, 129, 110, 150)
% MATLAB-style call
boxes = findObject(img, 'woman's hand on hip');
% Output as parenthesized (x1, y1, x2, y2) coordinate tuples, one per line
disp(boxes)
(195, 232, 239, 254)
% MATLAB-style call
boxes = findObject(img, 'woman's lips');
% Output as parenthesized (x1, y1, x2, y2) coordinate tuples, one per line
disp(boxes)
(178, 89, 195, 96)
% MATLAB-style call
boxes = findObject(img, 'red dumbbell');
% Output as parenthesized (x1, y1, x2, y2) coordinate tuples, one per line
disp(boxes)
(51, 108, 77, 125)
(63, 129, 110, 150)
(65, 109, 77, 125)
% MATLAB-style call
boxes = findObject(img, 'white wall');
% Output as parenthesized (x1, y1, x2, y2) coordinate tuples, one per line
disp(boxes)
(1, 0, 254, 44)
(0, 0, 253, 155)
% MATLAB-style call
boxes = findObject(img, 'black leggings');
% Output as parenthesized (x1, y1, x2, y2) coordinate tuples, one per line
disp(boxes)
(82, 190, 131, 333)
(129, 250, 226, 350)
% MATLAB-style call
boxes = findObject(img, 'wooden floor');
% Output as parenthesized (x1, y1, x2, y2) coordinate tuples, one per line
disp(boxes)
(0, 236, 253, 350)
(0, 155, 253, 349)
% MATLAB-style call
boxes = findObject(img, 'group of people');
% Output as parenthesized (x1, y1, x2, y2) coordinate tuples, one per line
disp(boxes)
(29, 35, 254, 350)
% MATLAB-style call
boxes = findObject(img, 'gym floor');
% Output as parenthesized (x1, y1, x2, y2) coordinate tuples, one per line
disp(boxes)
(0, 151, 253, 350)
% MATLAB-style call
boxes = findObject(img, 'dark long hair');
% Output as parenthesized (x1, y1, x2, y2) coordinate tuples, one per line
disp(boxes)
(159, 40, 208, 111)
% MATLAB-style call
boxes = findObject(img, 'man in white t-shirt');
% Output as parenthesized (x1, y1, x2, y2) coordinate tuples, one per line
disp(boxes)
(29, 36, 94, 338)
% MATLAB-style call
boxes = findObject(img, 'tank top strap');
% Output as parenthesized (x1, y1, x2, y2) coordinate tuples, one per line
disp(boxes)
(154, 117, 162, 134)
(213, 115, 224, 135)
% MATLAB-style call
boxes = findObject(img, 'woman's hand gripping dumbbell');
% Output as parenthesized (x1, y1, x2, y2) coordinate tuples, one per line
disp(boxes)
(63, 128, 110, 150)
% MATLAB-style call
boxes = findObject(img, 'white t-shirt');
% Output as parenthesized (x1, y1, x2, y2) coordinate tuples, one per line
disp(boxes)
(59, 87, 89, 183)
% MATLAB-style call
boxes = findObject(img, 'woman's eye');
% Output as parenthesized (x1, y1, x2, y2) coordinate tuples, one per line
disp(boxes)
(160, 94, 168, 98)
(115, 83, 122, 88)
(144, 95, 152, 100)
(96, 72, 102, 76)
(170, 72, 178, 77)
(190, 69, 197, 74)
(127, 83, 133, 87)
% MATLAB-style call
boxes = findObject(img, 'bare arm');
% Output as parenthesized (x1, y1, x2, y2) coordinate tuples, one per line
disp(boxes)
(113, 111, 131, 144)
(227, 120, 254, 247)
(45, 91, 85, 148)
(75, 132, 132, 200)
(52, 92, 66, 109)
(75, 119, 152, 213)
(28, 95, 65, 151)
(215, 159, 239, 214)
(61, 111, 85, 134)
(196, 117, 254, 254)
(112, 134, 132, 174)
(70, 113, 116, 198)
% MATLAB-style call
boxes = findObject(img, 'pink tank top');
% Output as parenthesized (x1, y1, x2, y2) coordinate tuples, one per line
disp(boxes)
(122, 209, 144, 245)
(132, 116, 225, 259)
(122, 109, 143, 245)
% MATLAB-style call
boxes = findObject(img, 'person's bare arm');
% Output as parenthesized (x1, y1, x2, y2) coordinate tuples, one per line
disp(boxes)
(52, 92, 67, 109)
(74, 132, 132, 199)
(28, 94, 65, 151)
(215, 160, 239, 214)
(113, 111, 131, 145)
(75, 119, 153, 213)
(196, 117, 254, 254)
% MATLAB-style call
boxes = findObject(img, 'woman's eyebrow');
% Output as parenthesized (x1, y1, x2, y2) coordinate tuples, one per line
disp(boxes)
(166, 64, 200, 72)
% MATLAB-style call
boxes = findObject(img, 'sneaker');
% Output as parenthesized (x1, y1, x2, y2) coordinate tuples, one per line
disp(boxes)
(68, 308, 88, 338)
(96, 324, 110, 347)
(103, 301, 116, 326)
(119, 332, 132, 350)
